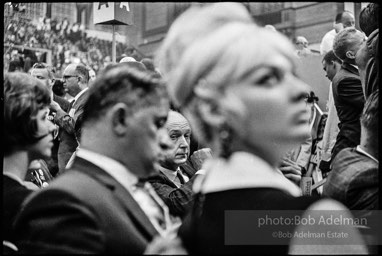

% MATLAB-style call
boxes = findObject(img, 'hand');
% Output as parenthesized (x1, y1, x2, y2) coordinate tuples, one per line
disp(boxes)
(190, 148, 212, 170)
(144, 236, 188, 255)
(280, 158, 302, 186)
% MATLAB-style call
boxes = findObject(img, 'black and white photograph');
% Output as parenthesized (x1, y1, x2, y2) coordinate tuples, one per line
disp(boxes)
(3, 2, 380, 254)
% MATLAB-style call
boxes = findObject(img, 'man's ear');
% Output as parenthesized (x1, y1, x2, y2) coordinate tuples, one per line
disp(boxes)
(110, 103, 130, 135)
(345, 50, 356, 59)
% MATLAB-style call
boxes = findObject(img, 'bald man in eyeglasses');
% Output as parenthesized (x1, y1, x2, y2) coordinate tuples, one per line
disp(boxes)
(49, 63, 90, 175)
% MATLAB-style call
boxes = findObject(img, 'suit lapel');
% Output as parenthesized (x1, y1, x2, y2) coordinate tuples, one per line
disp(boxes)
(342, 62, 359, 76)
(71, 157, 158, 239)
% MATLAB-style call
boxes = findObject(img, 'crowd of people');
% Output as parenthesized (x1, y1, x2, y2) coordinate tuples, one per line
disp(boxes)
(4, 16, 139, 76)
(3, 2, 379, 255)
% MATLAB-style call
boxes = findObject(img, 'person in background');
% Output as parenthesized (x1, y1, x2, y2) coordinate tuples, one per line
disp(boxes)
(148, 110, 211, 218)
(294, 36, 313, 57)
(50, 63, 89, 175)
(87, 66, 96, 87)
(3, 72, 55, 251)
(356, 3, 379, 100)
(318, 50, 341, 173)
(331, 28, 365, 163)
(323, 90, 378, 210)
(320, 11, 355, 55)
(29, 62, 70, 179)
(8, 59, 24, 72)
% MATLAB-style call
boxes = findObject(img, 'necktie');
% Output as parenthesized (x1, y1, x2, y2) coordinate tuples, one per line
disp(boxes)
(134, 180, 171, 234)
(176, 171, 185, 185)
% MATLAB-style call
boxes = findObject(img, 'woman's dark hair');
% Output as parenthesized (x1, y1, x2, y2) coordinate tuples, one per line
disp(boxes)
(4, 72, 51, 156)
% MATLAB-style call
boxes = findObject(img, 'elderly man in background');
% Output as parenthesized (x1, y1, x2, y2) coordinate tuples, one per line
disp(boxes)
(148, 110, 211, 218)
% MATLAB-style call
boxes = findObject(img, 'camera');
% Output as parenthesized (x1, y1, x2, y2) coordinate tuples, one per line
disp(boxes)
(52, 79, 65, 97)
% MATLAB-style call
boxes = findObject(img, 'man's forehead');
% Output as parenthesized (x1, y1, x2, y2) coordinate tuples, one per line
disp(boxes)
(166, 111, 190, 130)
(31, 68, 50, 79)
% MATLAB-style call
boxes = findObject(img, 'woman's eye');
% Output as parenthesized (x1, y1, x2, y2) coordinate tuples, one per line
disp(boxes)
(256, 69, 282, 86)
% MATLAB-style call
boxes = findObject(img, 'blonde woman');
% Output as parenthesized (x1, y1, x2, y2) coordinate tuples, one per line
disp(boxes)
(154, 3, 366, 254)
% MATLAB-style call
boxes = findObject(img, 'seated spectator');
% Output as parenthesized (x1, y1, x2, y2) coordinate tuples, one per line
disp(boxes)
(323, 91, 378, 210)
(148, 110, 210, 218)
(3, 72, 55, 248)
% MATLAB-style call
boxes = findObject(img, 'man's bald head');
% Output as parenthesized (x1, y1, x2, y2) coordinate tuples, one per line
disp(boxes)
(166, 110, 190, 132)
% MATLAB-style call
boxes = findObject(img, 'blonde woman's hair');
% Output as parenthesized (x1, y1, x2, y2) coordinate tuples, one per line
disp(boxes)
(156, 2, 253, 80)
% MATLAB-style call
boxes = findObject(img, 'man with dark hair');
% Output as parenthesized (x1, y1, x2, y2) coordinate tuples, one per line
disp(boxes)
(320, 11, 355, 55)
(14, 64, 180, 253)
(331, 28, 365, 162)
(324, 90, 378, 210)
(318, 50, 342, 172)
(50, 63, 89, 175)
(359, 3, 379, 37)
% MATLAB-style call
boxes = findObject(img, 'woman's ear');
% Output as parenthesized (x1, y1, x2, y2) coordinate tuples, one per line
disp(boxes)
(197, 100, 225, 128)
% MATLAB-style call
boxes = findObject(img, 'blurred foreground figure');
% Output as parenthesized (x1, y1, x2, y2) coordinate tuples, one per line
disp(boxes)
(155, 2, 337, 254)
(3, 72, 55, 251)
(14, 64, 180, 254)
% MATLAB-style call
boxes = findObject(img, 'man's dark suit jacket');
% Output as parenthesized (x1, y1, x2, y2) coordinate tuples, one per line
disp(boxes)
(13, 157, 158, 254)
(46, 94, 70, 176)
(323, 147, 378, 210)
(148, 161, 198, 218)
(331, 61, 365, 160)
(3, 175, 33, 244)
(54, 90, 88, 174)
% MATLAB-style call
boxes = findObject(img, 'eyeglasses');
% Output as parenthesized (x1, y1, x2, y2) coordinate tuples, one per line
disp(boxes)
(63, 75, 78, 80)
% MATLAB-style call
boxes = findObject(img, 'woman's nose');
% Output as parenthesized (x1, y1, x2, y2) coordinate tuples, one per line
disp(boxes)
(289, 75, 311, 102)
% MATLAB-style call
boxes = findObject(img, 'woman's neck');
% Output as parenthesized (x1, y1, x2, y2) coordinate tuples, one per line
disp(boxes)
(3, 151, 30, 180)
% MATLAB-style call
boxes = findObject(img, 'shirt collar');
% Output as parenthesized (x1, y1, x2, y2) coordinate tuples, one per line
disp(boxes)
(159, 166, 180, 182)
(350, 63, 359, 71)
(356, 145, 379, 163)
(197, 151, 301, 197)
(73, 87, 88, 103)
(76, 148, 138, 193)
